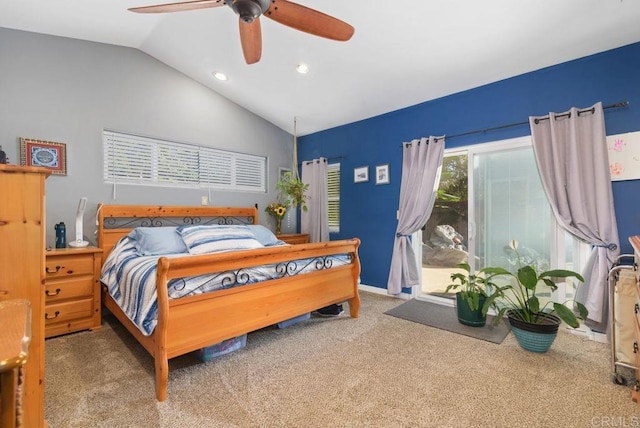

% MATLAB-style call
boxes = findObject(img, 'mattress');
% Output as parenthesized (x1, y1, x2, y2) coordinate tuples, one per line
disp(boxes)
(101, 236, 350, 336)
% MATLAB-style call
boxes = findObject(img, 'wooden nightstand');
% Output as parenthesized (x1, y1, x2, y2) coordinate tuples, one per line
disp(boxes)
(44, 247, 103, 338)
(277, 233, 309, 245)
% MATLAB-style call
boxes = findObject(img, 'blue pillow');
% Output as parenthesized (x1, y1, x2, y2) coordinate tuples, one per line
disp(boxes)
(127, 227, 188, 256)
(177, 225, 263, 255)
(247, 225, 281, 246)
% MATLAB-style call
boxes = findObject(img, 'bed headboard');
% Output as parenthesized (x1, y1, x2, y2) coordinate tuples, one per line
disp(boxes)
(97, 204, 259, 262)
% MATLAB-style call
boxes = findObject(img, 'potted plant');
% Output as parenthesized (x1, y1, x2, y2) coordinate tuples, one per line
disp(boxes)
(445, 263, 505, 327)
(277, 171, 309, 211)
(487, 240, 588, 353)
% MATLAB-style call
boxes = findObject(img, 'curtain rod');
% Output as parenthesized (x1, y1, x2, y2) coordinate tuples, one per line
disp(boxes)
(299, 155, 345, 166)
(428, 101, 629, 142)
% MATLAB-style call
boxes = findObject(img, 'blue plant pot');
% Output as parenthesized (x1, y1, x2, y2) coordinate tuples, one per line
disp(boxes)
(508, 311, 560, 353)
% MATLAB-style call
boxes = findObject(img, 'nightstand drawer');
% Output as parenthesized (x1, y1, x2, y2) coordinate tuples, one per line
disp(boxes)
(44, 247, 103, 338)
(45, 255, 94, 278)
(45, 276, 93, 303)
(277, 234, 309, 245)
(44, 298, 93, 326)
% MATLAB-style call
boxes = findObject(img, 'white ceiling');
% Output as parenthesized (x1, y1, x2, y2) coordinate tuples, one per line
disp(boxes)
(1, 0, 639, 136)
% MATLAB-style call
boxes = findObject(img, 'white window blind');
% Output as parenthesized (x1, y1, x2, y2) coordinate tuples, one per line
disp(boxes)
(103, 130, 266, 192)
(327, 163, 340, 233)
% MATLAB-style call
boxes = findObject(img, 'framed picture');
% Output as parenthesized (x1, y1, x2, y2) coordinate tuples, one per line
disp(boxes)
(376, 164, 390, 185)
(354, 166, 369, 183)
(20, 138, 67, 175)
(278, 167, 291, 180)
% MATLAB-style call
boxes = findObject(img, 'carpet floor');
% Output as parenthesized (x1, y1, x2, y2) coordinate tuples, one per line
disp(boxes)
(44, 292, 637, 427)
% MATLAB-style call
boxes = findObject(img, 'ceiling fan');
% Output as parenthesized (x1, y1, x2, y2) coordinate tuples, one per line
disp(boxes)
(129, 0, 355, 64)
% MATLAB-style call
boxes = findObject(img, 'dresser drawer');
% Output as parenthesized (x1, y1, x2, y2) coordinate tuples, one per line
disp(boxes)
(45, 254, 94, 278)
(44, 298, 93, 325)
(45, 276, 93, 303)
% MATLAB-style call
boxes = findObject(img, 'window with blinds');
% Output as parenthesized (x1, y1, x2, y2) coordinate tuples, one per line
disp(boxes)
(327, 163, 340, 233)
(103, 130, 266, 192)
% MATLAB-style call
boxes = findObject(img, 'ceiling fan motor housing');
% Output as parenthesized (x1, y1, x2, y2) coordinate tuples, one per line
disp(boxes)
(229, 0, 270, 23)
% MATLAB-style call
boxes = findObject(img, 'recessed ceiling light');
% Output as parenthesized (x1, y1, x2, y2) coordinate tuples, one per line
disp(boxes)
(213, 71, 228, 81)
(296, 64, 309, 74)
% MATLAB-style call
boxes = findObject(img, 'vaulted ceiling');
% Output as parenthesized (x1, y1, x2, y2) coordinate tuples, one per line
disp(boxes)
(1, 0, 639, 135)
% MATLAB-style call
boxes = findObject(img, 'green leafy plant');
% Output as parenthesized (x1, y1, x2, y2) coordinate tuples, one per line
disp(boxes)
(277, 171, 309, 211)
(487, 240, 588, 328)
(445, 263, 505, 315)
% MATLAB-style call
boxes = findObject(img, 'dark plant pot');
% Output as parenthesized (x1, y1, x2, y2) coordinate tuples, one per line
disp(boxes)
(455, 292, 487, 327)
(507, 310, 561, 353)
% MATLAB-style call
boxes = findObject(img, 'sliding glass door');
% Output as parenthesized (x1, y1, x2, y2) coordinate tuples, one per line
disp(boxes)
(419, 136, 588, 302)
(472, 143, 551, 271)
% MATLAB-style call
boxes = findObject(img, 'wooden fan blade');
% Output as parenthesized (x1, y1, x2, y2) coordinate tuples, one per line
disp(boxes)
(129, 0, 224, 14)
(264, 0, 354, 41)
(239, 18, 262, 64)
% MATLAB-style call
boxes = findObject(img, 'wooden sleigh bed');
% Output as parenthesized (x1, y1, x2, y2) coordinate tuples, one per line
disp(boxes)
(97, 204, 361, 401)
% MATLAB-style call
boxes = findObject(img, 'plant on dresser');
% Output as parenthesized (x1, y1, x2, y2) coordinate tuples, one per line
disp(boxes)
(44, 247, 103, 338)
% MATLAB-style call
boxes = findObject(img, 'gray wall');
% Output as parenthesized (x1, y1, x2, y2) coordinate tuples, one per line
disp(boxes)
(0, 28, 293, 247)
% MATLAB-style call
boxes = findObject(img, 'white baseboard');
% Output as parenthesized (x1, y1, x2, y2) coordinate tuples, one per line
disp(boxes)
(563, 324, 609, 344)
(358, 283, 411, 300)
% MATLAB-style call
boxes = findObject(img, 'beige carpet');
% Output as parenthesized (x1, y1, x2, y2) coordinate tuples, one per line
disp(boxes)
(45, 292, 637, 427)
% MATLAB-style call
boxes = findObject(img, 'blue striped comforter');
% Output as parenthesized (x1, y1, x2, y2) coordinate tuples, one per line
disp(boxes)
(101, 236, 350, 336)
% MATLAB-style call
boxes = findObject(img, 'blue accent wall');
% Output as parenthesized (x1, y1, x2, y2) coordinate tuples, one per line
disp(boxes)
(298, 42, 640, 292)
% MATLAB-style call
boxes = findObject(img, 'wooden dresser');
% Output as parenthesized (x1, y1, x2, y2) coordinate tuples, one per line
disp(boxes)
(44, 247, 103, 338)
(277, 233, 309, 245)
(0, 165, 49, 428)
(0, 300, 31, 428)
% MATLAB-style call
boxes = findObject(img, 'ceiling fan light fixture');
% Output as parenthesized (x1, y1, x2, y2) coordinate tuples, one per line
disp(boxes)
(296, 63, 309, 74)
(213, 71, 228, 81)
(229, 0, 269, 23)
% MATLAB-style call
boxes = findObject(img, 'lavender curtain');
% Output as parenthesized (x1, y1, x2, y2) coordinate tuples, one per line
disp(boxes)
(387, 137, 444, 295)
(529, 102, 619, 332)
(301, 158, 329, 243)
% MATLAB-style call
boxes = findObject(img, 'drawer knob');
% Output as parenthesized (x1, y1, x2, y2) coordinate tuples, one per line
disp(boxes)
(0, 290, 8, 295)
(636, 303, 640, 314)
(635, 342, 639, 354)
(46, 288, 61, 297)
(46, 265, 62, 274)
(635, 263, 638, 272)
(45, 311, 60, 320)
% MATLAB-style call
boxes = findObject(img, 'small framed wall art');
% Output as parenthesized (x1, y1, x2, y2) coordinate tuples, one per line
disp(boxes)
(375, 164, 390, 185)
(20, 138, 67, 175)
(278, 167, 291, 180)
(354, 166, 369, 183)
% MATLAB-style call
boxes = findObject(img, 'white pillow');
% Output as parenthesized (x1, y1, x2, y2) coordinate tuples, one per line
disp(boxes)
(177, 225, 263, 255)
(247, 225, 282, 246)
(127, 227, 189, 256)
